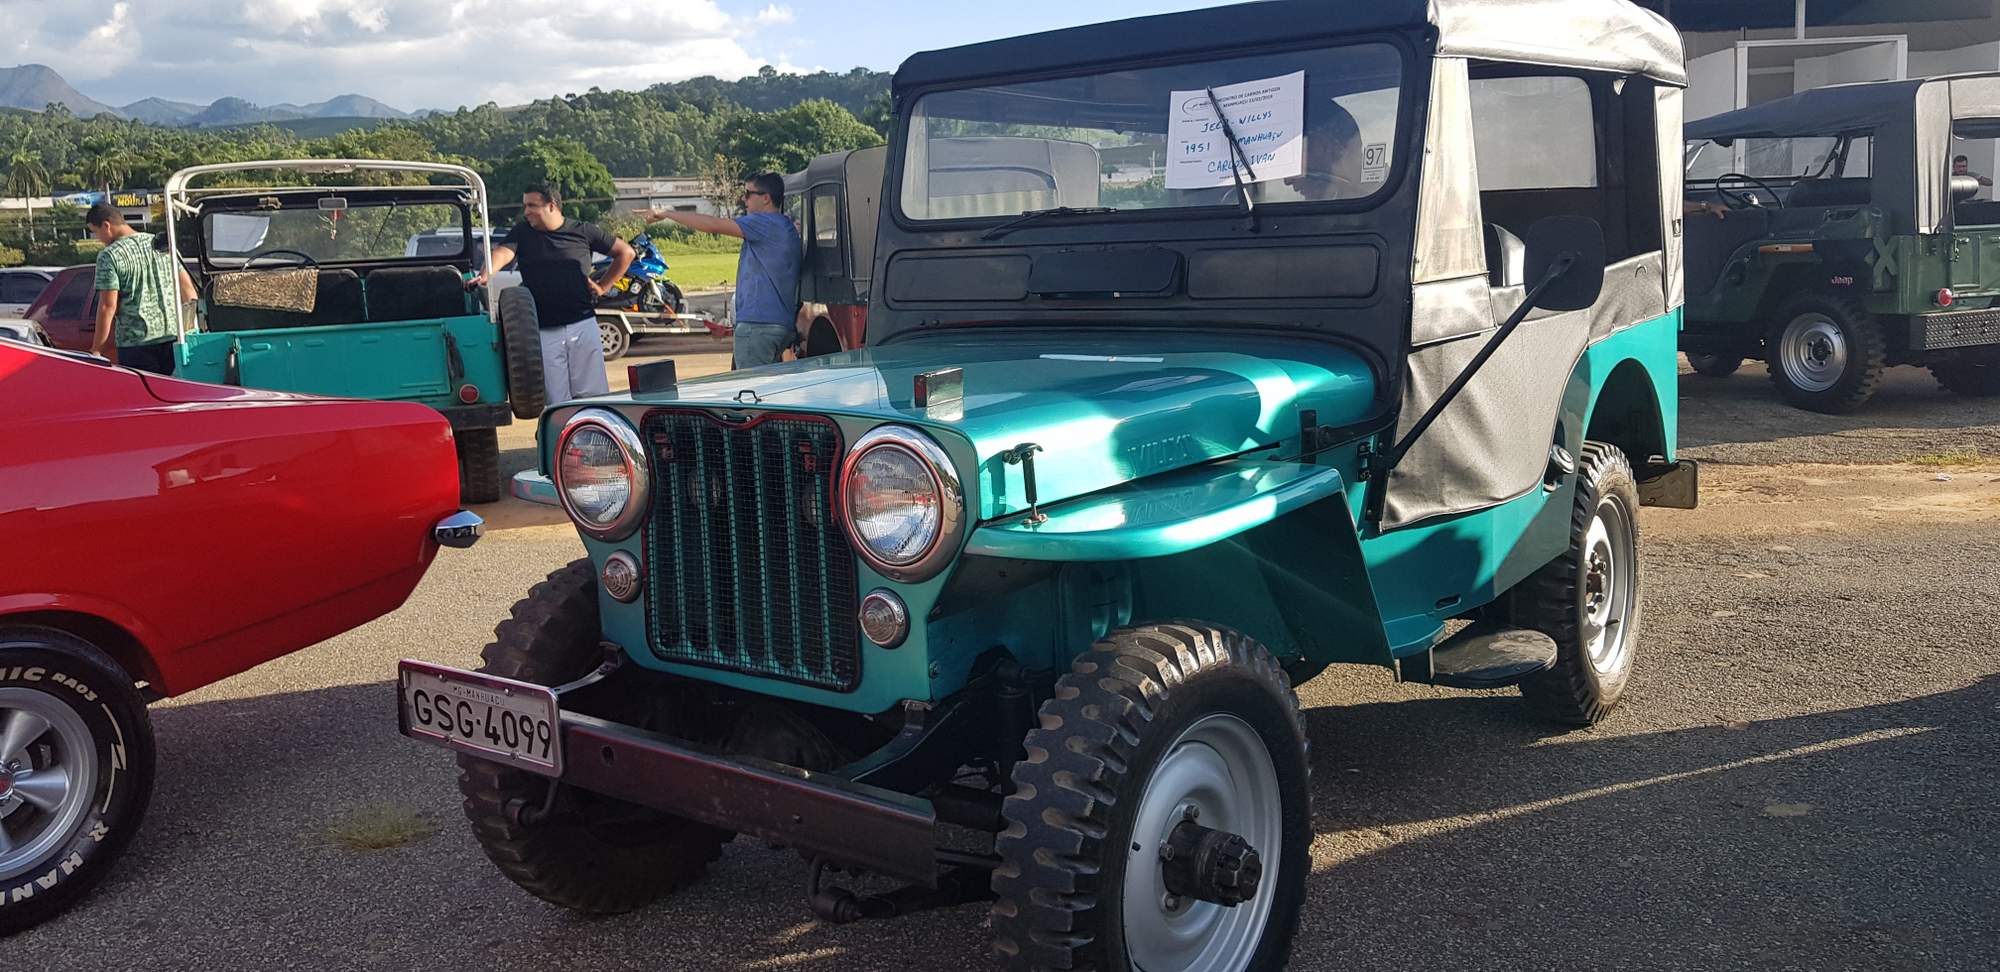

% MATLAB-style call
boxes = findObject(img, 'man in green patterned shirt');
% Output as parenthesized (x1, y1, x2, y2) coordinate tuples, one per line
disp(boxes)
(88, 202, 195, 375)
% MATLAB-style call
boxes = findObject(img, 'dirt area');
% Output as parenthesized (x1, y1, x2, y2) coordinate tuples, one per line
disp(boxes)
(1678, 357, 2000, 466)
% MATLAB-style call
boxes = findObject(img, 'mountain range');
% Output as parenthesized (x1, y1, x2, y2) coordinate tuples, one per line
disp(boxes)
(0, 63, 412, 127)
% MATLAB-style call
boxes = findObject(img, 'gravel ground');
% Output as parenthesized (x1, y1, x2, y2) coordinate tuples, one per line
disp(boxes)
(9, 352, 1998, 971)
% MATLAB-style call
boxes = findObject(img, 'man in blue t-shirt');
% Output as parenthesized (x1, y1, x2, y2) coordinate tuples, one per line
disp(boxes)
(647, 172, 803, 369)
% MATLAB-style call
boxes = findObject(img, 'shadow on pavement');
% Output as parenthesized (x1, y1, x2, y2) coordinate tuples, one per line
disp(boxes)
(21, 675, 1995, 970)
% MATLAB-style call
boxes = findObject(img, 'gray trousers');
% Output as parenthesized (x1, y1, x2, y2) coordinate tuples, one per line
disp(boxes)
(732, 321, 795, 370)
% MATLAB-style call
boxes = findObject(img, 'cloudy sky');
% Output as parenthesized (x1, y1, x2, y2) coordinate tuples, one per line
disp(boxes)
(0, 0, 1219, 110)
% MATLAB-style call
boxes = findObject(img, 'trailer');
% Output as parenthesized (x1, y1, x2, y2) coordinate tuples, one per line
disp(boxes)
(594, 306, 718, 361)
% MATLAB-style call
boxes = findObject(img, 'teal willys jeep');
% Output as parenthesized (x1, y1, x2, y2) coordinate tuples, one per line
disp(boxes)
(399, 1, 1696, 967)
(163, 160, 545, 501)
(1683, 74, 2000, 413)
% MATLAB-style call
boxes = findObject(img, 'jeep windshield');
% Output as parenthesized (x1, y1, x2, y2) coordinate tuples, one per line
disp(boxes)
(202, 198, 471, 269)
(898, 42, 1406, 223)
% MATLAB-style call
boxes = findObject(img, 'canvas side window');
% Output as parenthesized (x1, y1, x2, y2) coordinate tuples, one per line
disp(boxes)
(812, 192, 841, 249)
(1470, 76, 1597, 191)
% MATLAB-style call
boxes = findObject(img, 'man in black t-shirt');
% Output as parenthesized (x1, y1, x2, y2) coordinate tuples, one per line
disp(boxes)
(475, 184, 634, 403)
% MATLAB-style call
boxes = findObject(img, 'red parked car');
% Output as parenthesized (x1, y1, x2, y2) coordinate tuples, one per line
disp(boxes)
(0, 340, 481, 933)
(20, 265, 96, 353)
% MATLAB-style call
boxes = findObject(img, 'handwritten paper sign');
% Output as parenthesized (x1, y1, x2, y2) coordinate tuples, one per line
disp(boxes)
(1165, 71, 1305, 190)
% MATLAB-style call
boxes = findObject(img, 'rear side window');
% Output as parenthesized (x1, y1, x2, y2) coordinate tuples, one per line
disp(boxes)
(1470, 76, 1598, 190)
(812, 192, 840, 249)
(0, 272, 46, 303)
(49, 272, 94, 317)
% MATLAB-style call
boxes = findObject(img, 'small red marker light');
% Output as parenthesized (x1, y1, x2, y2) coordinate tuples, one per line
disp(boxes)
(458, 384, 479, 403)
(1937, 288, 1956, 307)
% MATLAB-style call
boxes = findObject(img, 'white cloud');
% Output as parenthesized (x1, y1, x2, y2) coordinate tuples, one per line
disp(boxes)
(0, 0, 803, 110)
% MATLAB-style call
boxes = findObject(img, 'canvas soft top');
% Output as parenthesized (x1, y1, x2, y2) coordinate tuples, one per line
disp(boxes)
(1686, 74, 2000, 141)
(893, 0, 1685, 90)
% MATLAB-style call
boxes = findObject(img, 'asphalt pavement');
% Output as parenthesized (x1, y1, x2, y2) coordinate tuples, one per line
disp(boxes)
(9, 355, 1998, 971)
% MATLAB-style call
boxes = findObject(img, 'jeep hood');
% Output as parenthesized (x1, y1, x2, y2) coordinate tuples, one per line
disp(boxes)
(627, 332, 1381, 520)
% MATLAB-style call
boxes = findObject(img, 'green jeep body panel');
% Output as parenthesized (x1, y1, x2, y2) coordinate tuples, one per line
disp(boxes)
(175, 313, 509, 414)
(543, 307, 1679, 714)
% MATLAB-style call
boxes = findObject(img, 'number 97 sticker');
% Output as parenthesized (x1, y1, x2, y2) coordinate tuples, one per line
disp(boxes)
(397, 660, 564, 777)
(1361, 143, 1389, 185)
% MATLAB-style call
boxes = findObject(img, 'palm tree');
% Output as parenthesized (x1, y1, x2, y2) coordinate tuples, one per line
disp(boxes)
(4, 141, 51, 244)
(80, 151, 132, 195)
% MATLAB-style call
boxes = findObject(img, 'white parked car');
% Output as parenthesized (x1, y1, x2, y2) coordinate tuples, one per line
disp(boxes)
(0, 316, 53, 347)
(405, 229, 520, 291)
(0, 267, 60, 318)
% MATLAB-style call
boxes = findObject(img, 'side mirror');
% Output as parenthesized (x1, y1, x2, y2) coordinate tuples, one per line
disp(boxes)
(1523, 216, 1606, 313)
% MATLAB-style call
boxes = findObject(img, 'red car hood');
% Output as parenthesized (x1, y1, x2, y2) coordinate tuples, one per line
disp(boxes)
(139, 369, 323, 405)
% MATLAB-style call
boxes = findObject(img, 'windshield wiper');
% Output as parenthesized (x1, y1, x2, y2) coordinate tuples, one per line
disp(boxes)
(1205, 86, 1259, 231)
(979, 206, 1116, 241)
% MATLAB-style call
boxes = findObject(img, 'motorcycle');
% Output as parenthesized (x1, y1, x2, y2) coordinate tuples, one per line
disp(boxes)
(593, 233, 685, 315)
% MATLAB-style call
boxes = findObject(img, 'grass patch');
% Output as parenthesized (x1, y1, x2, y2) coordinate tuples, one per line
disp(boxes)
(326, 802, 438, 851)
(1909, 449, 1985, 468)
(659, 249, 740, 290)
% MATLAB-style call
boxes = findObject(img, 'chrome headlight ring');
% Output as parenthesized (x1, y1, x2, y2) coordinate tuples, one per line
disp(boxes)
(553, 408, 650, 541)
(840, 425, 965, 583)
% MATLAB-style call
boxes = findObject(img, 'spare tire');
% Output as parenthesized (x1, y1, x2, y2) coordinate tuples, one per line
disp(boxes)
(497, 286, 547, 420)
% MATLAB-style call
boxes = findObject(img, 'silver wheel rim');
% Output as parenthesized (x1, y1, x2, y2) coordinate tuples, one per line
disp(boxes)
(1779, 313, 1847, 393)
(599, 323, 622, 356)
(1580, 498, 1636, 676)
(1122, 713, 1281, 972)
(0, 689, 99, 881)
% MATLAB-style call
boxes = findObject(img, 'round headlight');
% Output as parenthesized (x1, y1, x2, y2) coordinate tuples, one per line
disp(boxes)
(841, 426, 964, 582)
(555, 409, 648, 540)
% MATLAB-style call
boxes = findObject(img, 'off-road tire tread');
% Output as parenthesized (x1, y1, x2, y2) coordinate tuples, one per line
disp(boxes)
(1928, 350, 2000, 396)
(455, 561, 723, 915)
(1686, 353, 1743, 378)
(1766, 295, 1886, 413)
(1513, 443, 1641, 726)
(497, 285, 547, 419)
(455, 427, 501, 505)
(990, 622, 1307, 971)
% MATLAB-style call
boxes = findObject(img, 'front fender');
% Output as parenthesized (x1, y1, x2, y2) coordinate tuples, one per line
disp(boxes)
(964, 459, 1346, 561)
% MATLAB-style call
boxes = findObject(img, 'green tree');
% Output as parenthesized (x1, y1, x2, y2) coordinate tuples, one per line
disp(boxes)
(861, 91, 894, 138)
(4, 138, 51, 242)
(79, 150, 135, 193)
(487, 136, 617, 222)
(726, 99, 884, 175)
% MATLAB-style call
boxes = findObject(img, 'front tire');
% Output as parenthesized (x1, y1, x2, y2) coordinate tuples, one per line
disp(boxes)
(0, 627, 155, 936)
(1511, 443, 1641, 726)
(991, 622, 1310, 972)
(456, 562, 726, 915)
(1766, 296, 1885, 413)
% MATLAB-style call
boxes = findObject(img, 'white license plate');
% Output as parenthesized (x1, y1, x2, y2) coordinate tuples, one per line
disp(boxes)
(398, 660, 562, 776)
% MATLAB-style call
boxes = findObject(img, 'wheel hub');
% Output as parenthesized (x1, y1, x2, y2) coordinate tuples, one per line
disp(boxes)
(1158, 807, 1263, 907)
(1780, 314, 1848, 393)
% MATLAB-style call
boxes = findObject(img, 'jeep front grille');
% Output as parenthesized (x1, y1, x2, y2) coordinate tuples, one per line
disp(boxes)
(642, 409, 859, 691)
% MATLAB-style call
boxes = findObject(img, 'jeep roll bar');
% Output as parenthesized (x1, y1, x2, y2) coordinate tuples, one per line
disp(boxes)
(162, 159, 501, 338)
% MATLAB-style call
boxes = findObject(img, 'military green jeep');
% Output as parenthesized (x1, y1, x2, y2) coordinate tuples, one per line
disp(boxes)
(399, 2, 1695, 967)
(1684, 73, 2000, 412)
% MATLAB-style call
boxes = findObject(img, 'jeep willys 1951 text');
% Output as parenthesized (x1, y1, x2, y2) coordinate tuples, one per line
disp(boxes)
(399, 1, 1695, 968)
(1684, 73, 2000, 412)
(163, 160, 547, 501)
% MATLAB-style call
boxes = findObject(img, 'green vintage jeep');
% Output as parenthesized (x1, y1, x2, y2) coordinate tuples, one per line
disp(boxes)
(164, 160, 545, 501)
(400, 2, 1694, 967)
(1683, 73, 2000, 412)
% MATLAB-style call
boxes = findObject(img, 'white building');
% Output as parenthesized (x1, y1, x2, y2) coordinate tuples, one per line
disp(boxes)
(611, 177, 724, 217)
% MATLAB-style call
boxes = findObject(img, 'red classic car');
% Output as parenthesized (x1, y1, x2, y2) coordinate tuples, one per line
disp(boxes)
(0, 340, 479, 933)
(19, 265, 95, 353)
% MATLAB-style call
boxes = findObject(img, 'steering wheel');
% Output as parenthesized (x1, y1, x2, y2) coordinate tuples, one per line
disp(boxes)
(242, 248, 319, 268)
(1714, 173, 1783, 210)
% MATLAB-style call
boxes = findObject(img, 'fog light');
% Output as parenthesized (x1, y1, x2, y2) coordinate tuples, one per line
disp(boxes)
(1937, 288, 1956, 308)
(458, 383, 480, 403)
(858, 590, 909, 648)
(601, 552, 643, 602)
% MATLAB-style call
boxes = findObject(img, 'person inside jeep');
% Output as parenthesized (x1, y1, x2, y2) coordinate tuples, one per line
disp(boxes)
(1282, 102, 1365, 201)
